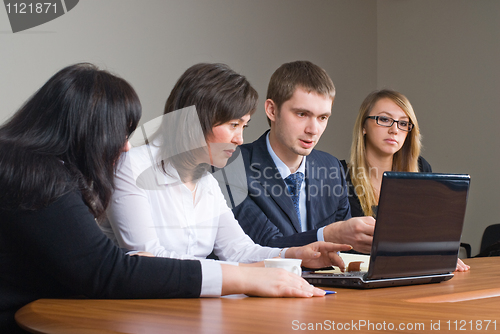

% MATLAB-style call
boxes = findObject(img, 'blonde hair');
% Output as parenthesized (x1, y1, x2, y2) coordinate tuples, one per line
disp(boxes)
(349, 89, 422, 216)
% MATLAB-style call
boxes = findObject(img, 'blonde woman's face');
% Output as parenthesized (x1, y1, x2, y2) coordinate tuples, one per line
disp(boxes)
(363, 98, 409, 158)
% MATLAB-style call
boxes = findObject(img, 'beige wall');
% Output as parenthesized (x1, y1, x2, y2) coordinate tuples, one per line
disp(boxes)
(0, 0, 496, 255)
(0, 0, 376, 147)
(377, 0, 500, 255)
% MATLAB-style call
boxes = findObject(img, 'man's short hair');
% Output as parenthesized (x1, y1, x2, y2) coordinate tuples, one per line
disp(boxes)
(266, 60, 335, 126)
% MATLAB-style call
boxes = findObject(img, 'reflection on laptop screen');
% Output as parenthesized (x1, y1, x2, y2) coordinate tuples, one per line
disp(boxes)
(369, 172, 470, 279)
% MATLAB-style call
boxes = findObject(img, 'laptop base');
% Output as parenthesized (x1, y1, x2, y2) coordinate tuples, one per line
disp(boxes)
(303, 272, 454, 289)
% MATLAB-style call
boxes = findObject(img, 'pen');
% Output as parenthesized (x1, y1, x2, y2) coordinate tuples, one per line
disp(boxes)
(324, 290, 336, 295)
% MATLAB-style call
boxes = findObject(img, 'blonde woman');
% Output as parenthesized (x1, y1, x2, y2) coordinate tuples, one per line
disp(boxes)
(341, 89, 429, 218)
(341, 89, 469, 271)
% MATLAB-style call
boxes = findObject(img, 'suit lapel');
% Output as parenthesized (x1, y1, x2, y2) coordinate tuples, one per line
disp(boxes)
(305, 155, 320, 231)
(250, 133, 301, 233)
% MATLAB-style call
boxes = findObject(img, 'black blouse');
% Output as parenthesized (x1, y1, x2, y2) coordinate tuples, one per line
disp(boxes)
(0, 191, 202, 332)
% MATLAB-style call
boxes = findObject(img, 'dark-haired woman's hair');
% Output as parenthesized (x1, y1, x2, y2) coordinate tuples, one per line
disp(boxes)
(0, 63, 141, 218)
(152, 63, 258, 177)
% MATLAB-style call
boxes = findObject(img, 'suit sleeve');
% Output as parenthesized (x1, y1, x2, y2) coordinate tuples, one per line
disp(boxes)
(339, 159, 364, 217)
(332, 158, 352, 222)
(232, 194, 319, 248)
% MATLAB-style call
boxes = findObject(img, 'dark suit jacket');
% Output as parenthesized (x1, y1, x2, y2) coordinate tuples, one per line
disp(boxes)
(225, 132, 351, 248)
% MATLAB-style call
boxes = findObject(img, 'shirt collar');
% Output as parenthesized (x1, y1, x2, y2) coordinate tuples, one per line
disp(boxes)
(266, 132, 306, 180)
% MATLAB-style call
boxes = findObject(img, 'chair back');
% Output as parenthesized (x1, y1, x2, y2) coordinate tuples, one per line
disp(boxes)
(479, 224, 500, 255)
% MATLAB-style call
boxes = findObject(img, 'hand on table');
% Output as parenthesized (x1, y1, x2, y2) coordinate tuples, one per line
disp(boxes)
(221, 265, 326, 298)
(455, 258, 470, 272)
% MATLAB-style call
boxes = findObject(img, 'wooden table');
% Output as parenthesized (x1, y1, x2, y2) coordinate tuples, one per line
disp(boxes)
(16, 258, 500, 333)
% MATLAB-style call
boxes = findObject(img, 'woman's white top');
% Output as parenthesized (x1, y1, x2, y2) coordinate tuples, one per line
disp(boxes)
(103, 143, 281, 264)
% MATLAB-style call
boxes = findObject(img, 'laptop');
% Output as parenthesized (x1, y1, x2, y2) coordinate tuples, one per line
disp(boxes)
(302, 171, 471, 289)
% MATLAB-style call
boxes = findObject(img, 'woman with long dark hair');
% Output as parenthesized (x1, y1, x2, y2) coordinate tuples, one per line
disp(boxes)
(0, 64, 339, 333)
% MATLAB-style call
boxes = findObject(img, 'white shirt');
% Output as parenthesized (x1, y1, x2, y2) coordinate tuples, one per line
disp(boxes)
(102, 142, 281, 295)
(266, 133, 326, 241)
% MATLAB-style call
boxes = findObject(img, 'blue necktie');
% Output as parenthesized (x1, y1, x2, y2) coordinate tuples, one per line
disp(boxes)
(284, 172, 304, 225)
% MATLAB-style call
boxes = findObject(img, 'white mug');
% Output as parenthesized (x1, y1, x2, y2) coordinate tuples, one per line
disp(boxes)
(264, 258, 302, 276)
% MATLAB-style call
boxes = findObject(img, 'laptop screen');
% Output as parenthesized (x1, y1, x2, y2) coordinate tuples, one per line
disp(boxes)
(367, 172, 470, 280)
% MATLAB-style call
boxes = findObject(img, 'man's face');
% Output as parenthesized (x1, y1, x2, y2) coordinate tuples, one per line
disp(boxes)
(267, 87, 333, 162)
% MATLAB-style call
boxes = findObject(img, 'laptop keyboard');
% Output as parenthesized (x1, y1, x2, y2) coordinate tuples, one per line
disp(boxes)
(322, 271, 367, 278)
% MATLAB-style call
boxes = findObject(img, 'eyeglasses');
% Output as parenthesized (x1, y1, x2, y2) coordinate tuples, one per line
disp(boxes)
(365, 116, 413, 132)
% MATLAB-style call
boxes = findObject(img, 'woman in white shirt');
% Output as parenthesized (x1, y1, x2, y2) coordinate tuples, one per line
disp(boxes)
(104, 63, 351, 269)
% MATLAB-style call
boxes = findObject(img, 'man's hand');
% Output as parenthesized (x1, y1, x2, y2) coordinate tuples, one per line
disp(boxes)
(286, 241, 353, 271)
(323, 216, 375, 254)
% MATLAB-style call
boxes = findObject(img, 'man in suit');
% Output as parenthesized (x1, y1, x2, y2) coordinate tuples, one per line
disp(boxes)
(227, 61, 375, 252)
